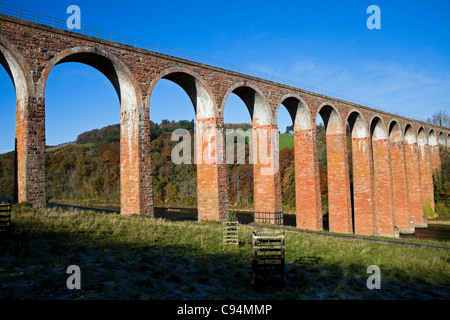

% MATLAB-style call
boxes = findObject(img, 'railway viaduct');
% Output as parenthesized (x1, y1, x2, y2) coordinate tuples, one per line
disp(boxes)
(1, 12, 449, 238)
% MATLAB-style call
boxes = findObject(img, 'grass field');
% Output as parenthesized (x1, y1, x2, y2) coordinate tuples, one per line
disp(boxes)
(0, 204, 449, 300)
(278, 133, 294, 150)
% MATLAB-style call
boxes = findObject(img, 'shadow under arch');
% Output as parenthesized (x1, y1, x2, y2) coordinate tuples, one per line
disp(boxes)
(41, 46, 141, 107)
(404, 124, 417, 144)
(221, 82, 272, 126)
(417, 126, 428, 146)
(388, 120, 403, 143)
(146, 67, 217, 121)
(275, 94, 312, 131)
(438, 131, 445, 146)
(317, 103, 344, 135)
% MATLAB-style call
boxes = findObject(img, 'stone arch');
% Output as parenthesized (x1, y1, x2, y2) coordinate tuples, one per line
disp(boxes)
(429, 129, 437, 146)
(222, 82, 279, 214)
(0, 36, 35, 204)
(41, 46, 147, 215)
(417, 127, 428, 146)
(41, 46, 140, 108)
(438, 131, 445, 146)
(275, 93, 312, 131)
(147, 67, 226, 221)
(347, 110, 369, 139)
(370, 116, 388, 141)
(147, 66, 217, 120)
(388, 120, 403, 143)
(0, 37, 30, 100)
(404, 124, 417, 144)
(221, 82, 272, 126)
(317, 102, 344, 134)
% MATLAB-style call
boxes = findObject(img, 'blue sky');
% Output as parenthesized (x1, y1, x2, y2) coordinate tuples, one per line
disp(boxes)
(1, 0, 450, 151)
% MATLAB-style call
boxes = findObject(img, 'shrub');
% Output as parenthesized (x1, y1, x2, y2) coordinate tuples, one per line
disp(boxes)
(423, 200, 435, 219)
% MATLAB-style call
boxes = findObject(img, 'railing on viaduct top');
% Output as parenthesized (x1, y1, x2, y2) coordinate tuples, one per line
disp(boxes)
(0, 2, 430, 124)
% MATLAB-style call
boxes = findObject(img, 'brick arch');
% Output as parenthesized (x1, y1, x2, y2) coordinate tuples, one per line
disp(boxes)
(40, 45, 149, 216)
(317, 102, 344, 134)
(370, 116, 388, 141)
(388, 120, 403, 143)
(438, 131, 445, 146)
(346, 109, 369, 139)
(274, 93, 312, 131)
(404, 124, 417, 144)
(40, 45, 141, 108)
(0, 35, 34, 204)
(146, 66, 218, 120)
(0, 36, 30, 101)
(418, 126, 428, 145)
(221, 81, 272, 126)
(429, 129, 438, 146)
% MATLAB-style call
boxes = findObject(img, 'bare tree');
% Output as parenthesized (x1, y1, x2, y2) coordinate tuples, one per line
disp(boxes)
(426, 110, 450, 129)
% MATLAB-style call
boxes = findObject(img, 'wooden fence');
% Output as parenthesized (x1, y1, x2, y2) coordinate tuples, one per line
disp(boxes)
(223, 221, 239, 245)
(253, 211, 283, 225)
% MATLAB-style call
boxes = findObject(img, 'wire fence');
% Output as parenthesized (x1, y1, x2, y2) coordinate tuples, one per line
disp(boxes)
(0, 2, 428, 123)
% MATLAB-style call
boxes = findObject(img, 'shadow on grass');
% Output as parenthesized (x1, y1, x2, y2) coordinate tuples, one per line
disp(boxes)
(1, 214, 449, 300)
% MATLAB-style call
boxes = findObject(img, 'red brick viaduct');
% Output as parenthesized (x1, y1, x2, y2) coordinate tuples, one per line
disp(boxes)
(1, 13, 449, 238)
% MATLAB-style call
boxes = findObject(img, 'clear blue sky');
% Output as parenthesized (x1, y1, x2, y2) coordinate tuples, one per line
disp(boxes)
(1, 0, 449, 152)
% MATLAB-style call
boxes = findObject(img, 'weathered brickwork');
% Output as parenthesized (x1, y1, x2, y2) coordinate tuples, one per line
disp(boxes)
(372, 138, 395, 237)
(1, 14, 449, 237)
(389, 140, 412, 233)
(351, 137, 375, 235)
(404, 140, 427, 228)
(294, 129, 322, 230)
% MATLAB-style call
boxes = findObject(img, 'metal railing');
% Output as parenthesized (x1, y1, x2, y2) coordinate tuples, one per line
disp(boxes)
(0, 2, 427, 123)
(253, 211, 284, 225)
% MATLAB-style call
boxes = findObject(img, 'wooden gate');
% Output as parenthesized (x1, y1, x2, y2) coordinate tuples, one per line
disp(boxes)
(251, 229, 285, 283)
